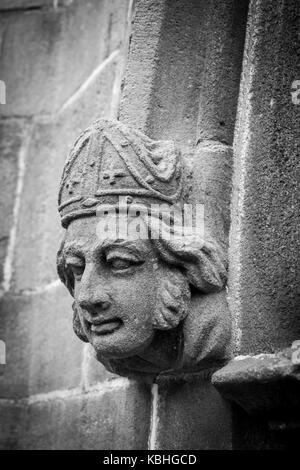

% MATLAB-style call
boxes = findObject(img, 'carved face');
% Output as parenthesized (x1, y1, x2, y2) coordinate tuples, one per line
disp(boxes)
(62, 216, 163, 359)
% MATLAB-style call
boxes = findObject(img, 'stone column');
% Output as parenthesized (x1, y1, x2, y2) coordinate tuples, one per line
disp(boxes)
(120, 0, 249, 449)
(213, 0, 300, 449)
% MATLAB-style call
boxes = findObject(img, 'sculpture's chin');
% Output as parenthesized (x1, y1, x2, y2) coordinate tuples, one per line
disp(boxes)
(94, 325, 185, 378)
(90, 325, 155, 360)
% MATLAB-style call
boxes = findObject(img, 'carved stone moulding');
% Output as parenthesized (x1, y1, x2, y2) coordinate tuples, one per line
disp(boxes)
(212, 341, 300, 431)
(57, 118, 232, 379)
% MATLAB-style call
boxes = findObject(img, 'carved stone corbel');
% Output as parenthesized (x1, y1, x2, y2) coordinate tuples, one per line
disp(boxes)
(57, 118, 232, 378)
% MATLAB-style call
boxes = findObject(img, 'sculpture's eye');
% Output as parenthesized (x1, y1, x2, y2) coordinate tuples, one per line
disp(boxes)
(106, 251, 144, 272)
(66, 257, 85, 281)
(109, 257, 134, 270)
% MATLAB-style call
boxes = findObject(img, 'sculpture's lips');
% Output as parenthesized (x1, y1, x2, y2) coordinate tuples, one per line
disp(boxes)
(89, 318, 122, 335)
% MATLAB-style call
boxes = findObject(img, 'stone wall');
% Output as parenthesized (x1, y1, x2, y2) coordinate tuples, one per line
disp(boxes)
(0, 0, 299, 450)
(0, 0, 151, 450)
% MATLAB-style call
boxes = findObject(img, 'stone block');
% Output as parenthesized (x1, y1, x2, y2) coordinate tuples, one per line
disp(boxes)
(0, 119, 29, 286)
(154, 376, 232, 449)
(0, 1, 76, 9)
(0, 294, 32, 398)
(11, 54, 121, 293)
(28, 283, 83, 395)
(0, 0, 129, 116)
(0, 400, 25, 450)
(0, 283, 83, 398)
(229, 0, 300, 354)
(18, 381, 151, 449)
(120, 0, 248, 146)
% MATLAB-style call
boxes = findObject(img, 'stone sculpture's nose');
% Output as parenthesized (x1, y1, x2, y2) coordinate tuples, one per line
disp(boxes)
(77, 263, 111, 316)
(78, 298, 111, 315)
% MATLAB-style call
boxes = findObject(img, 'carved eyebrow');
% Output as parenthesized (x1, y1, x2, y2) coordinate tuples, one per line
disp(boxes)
(99, 239, 150, 257)
(62, 240, 151, 261)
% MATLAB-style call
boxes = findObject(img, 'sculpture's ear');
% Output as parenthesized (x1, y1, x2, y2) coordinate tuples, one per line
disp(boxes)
(56, 238, 74, 297)
(72, 302, 88, 343)
(181, 238, 228, 294)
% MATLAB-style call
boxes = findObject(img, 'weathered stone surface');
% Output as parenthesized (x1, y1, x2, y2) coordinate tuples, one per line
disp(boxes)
(0, 0, 76, 9)
(83, 344, 118, 387)
(195, 0, 249, 145)
(11, 56, 121, 293)
(28, 283, 83, 395)
(0, 119, 30, 287)
(0, 0, 129, 116)
(0, 284, 83, 398)
(192, 141, 233, 249)
(120, 0, 166, 136)
(17, 381, 151, 449)
(230, 405, 290, 450)
(0, 294, 32, 398)
(229, 0, 300, 354)
(213, 347, 300, 416)
(120, 0, 248, 146)
(154, 376, 232, 449)
(0, 400, 24, 450)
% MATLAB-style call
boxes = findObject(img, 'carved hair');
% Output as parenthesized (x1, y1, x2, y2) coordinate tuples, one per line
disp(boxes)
(153, 271, 190, 330)
(152, 234, 227, 293)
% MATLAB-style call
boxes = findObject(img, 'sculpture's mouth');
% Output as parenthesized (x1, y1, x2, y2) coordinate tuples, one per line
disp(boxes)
(88, 318, 122, 335)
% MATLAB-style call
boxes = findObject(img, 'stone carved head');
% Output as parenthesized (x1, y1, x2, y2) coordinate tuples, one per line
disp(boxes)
(57, 119, 230, 378)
